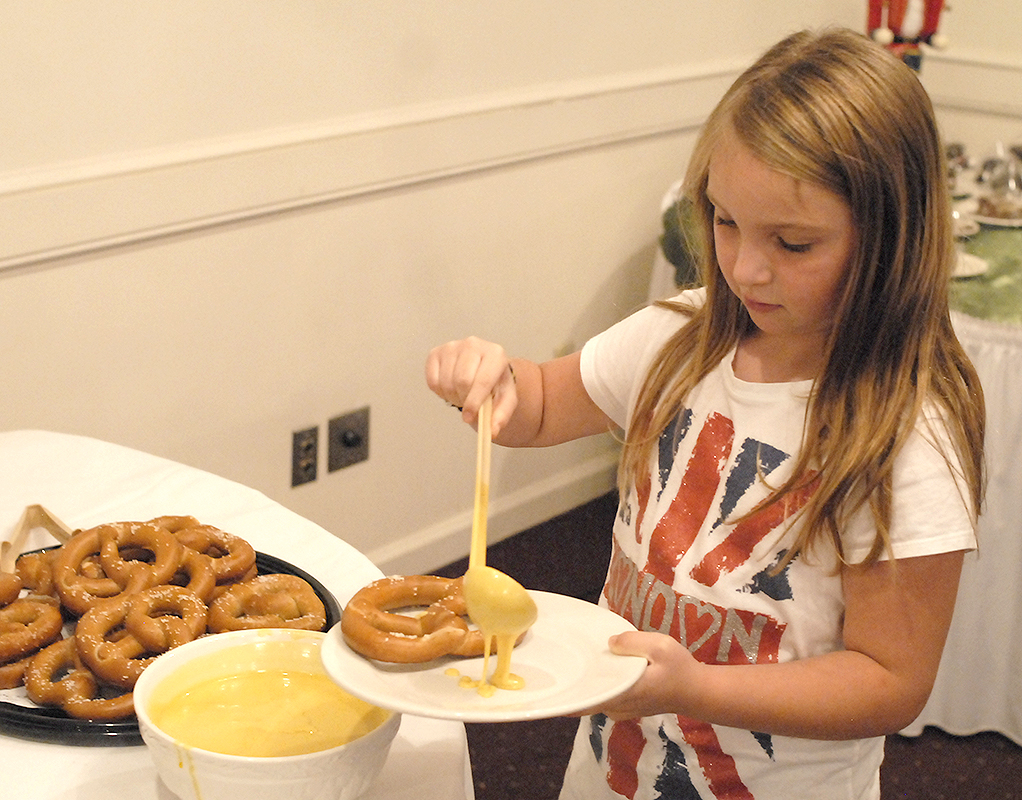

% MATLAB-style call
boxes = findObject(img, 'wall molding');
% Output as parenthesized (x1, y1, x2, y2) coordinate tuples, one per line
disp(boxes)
(4, 46, 1015, 275)
(0, 62, 743, 274)
(924, 48, 1022, 119)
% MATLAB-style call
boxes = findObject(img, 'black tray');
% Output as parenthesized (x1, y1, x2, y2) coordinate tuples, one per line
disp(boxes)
(0, 550, 341, 747)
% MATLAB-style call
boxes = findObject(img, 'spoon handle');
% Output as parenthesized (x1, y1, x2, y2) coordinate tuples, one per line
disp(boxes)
(469, 396, 493, 571)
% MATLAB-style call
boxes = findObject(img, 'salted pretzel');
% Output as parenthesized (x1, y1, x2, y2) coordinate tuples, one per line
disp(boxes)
(97, 522, 183, 589)
(14, 550, 58, 597)
(207, 573, 326, 632)
(0, 597, 63, 667)
(0, 651, 35, 690)
(75, 586, 205, 690)
(74, 593, 151, 689)
(173, 523, 256, 584)
(124, 584, 209, 652)
(3, 510, 332, 722)
(25, 638, 135, 720)
(53, 527, 152, 615)
(341, 575, 490, 663)
(0, 572, 21, 607)
(166, 547, 217, 603)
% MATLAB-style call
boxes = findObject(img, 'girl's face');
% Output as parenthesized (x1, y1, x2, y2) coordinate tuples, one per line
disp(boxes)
(707, 129, 857, 365)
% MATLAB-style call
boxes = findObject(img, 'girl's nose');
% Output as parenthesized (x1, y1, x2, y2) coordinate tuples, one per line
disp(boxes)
(731, 242, 771, 285)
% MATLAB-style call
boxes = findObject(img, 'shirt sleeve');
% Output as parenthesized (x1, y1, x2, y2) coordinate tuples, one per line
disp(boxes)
(841, 409, 977, 562)
(580, 289, 704, 430)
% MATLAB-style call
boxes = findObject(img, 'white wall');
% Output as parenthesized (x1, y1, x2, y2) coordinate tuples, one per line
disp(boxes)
(915, 0, 1022, 156)
(1, 1, 1016, 574)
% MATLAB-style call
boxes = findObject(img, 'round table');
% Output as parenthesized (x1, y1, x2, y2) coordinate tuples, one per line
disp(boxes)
(0, 430, 474, 800)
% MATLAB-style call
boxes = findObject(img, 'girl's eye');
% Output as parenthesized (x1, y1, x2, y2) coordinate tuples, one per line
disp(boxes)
(714, 215, 736, 228)
(779, 238, 812, 253)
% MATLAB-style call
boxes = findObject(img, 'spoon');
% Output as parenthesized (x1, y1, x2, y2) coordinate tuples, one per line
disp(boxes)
(462, 396, 538, 693)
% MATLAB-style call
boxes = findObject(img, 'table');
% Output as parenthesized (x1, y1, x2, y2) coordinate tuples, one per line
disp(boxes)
(902, 224, 1022, 745)
(0, 430, 475, 800)
(950, 225, 1022, 325)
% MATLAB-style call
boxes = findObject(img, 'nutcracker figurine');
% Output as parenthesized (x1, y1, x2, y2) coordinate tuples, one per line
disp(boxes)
(868, 0, 948, 70)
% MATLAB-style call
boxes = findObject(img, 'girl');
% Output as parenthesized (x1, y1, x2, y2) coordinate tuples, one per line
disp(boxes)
(426, 28, 984, 800)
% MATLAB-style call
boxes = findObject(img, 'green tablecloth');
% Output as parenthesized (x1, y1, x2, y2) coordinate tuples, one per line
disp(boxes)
(951, 226, 1022, 325)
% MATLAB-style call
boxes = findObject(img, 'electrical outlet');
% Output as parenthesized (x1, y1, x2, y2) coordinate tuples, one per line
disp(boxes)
(291, 426, 318, 486)
(328, 407, 370, 472)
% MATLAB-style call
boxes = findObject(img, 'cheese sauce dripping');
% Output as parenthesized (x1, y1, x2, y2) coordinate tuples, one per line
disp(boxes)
(461, 396, 538, 696)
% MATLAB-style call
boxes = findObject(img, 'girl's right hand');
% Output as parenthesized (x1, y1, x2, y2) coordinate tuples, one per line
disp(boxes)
(425, 336, 519, 437)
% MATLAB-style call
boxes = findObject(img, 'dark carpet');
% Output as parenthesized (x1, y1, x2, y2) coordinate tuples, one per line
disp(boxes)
(437, 491, 1022, 800)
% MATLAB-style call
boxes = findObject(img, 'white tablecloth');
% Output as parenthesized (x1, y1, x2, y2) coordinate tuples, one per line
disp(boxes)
(0, 430, 474, 800)
(900, 313, 1022, 745)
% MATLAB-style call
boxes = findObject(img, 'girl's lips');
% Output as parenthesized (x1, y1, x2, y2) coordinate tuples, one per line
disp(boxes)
(744, 298, 781, 314)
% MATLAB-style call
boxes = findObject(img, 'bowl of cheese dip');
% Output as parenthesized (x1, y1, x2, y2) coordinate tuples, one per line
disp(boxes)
(134, 628, 399, 800)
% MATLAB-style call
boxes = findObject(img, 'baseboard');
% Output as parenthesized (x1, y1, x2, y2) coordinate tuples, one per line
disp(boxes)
(368, 449, 620, 575)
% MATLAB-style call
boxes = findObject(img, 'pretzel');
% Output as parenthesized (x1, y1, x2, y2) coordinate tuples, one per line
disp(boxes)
(124, 585, 208, 652)
(75, 586, 205, 690)
(166, 548, 217, 603)
(73, 593, 150, 689)
(173, 524, 256, 584)
(0, 651, 36, 689)
(0, 597, 63, 666)
(0, 572, 21, 607)
(53, 527, 151, 615)
(207, 573, 326, 632)
(98, 521, 184, 588)
(15, 550, 58, 597)
(4, 510, 334, 724)
(25, 638, 136, 720)
(340, 575, 489, 663)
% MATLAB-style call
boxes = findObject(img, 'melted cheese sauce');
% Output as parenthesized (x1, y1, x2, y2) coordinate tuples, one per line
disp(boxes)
(148, 657, 389, 757)
(462, 565, 536, 695)
(460, 396, 537, 696)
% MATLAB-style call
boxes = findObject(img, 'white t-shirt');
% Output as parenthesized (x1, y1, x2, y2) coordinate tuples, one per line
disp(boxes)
(561, 289, 975, 800)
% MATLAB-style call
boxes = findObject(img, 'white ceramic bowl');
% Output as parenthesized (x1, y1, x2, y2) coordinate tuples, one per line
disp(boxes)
(134, 628, 400, 800)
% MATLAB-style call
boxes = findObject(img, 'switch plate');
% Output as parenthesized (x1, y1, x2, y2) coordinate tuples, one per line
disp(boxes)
(291, 426, 318, 486)
(328, 407, 370, 472)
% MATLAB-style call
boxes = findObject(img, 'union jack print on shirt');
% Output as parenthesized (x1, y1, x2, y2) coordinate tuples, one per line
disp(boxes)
(595, 408, 818, 799)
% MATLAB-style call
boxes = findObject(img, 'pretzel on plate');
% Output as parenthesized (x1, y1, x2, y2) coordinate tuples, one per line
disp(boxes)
(208, 573, 326, 632)
(74, 584, 210, 690)
(52, 527, 153, 615)
(171, 522, 256, 585)
(98, 522, 183, 589)
(341, 575, 490, 663)
(0, 572, 21, 607)
(0, 597, 63, 668)
(3, 511, 330, 721)
(25, 638, 136, 721)
(125, 584, 209, 652)
(14, 550, 57, 597)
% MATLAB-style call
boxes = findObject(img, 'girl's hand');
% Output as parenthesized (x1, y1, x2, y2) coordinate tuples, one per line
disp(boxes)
(425, 337, 518, 437)
(577, 551, 965, 738)
(577, 631, 703, 721)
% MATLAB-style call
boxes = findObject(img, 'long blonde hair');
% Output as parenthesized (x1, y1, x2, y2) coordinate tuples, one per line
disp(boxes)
(620, 29, 985, 566)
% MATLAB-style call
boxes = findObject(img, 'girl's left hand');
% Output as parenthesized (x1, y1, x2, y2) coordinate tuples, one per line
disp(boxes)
(576, 631, 702, 720)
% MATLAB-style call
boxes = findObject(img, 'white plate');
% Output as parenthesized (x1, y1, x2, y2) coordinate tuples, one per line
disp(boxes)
(953, 216, 980, 238)
(321, 591, 647, 722)
(954, 251, 989, 278)
(972, 214, 1022, 228)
